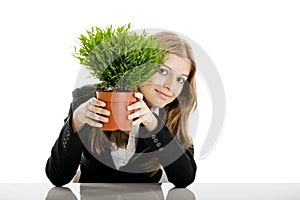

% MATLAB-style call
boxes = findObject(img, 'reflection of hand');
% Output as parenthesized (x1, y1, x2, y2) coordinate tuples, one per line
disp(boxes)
(72, 97, 110, 132)
(127, 93, 158, 132)
(45, 187, 77, 200)
(166, 188, 196, 200)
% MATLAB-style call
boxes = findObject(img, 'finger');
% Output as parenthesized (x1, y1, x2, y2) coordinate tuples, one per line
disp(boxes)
(128, 109, 147, 120)
(86, 111, 109, 123)
(85, 118, 103, 128)
(134, 92, 143, 100)
(132, 115, 149, 125)
(132, 118, 142, 125)
(127, 101, 144, 111)
(88, 104, 110, 116)
(90, 97, 106, 107)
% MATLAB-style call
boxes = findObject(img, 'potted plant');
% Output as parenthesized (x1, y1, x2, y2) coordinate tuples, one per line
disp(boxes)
(72, 23, 167, 131)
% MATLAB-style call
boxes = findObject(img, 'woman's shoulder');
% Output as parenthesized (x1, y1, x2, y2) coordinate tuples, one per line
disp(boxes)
(72, 84, 97, 99)
(71, 84, 97, 109)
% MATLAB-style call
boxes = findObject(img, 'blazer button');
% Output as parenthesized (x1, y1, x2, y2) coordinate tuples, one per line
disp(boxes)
(158, 147, 164, 152)
(151, 134, 156, 139)
(156, 142, 162, 148)
(153, 138, 158, 143)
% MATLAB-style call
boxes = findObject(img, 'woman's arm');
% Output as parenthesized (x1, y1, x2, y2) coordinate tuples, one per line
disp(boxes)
(46, 84, 105, 186)
(141, 114, 197, 188)
(45, 104, 84, 187)
(128, 92, 196, 187)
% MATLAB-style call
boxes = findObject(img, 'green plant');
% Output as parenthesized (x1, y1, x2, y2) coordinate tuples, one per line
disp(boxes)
(73, 23, 168, 92)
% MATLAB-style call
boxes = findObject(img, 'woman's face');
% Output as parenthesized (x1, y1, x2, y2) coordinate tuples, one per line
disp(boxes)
(140, 53, 191, 108)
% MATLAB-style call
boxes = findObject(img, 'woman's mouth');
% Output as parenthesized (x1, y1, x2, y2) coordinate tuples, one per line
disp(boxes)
(155, 89, 171, 99)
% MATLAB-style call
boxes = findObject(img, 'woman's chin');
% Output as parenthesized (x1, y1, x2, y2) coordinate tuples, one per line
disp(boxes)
(157, 104, 165, 108)
(151, 101, 167, 108)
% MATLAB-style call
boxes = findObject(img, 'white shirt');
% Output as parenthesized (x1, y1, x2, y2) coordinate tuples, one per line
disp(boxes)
(111, 106, 159, 170)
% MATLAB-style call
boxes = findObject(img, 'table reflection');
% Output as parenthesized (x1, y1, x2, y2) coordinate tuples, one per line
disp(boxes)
(45, 183, 195, 200)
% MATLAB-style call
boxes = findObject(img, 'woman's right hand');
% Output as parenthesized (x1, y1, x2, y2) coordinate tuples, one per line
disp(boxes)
(72, 97, 110, 133)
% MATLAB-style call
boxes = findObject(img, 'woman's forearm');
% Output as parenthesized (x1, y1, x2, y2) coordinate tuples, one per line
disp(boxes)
(45, 113, 83, 186)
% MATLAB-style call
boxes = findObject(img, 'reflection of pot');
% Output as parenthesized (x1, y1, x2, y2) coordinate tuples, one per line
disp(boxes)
(96, 91, 137, 131)
(80, 183, 164, 200)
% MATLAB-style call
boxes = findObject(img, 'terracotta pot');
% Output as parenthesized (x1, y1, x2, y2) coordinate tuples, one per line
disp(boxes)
(96, 91, 137, 131)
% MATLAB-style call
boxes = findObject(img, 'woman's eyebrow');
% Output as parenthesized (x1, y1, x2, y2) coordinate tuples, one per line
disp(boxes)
(162, 64, 189, 77)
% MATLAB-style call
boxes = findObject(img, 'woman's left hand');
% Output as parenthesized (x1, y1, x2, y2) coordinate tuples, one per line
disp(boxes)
(127, 93, 158, 132)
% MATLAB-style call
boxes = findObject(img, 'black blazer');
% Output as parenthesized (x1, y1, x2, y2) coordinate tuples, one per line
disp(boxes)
(45, 84, 197, 188)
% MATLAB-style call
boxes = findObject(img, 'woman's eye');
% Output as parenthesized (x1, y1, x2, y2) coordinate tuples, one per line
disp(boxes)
(177, 77, 186, 84)
(158, 68, 167, 75)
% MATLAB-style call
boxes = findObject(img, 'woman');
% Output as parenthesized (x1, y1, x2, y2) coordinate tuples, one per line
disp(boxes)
(45, 31, 198, 188)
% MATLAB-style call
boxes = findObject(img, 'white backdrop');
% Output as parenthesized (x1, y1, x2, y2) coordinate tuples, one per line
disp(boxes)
(0, 0, 299, 183)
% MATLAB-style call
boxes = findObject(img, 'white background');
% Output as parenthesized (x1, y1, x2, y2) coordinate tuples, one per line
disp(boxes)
(0, 0, 299, 183)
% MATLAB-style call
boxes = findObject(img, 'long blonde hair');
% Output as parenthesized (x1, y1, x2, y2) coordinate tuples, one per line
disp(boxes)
(90, 31, 197, 153)
(153, 31, 197, 149)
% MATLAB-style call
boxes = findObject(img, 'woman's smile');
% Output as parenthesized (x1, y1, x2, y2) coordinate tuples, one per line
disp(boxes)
(155, 89, 172, 99)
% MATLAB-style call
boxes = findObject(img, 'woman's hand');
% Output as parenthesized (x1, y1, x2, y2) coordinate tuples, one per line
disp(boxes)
(127, 93, 158, 132)
(72, 97, 110, 133)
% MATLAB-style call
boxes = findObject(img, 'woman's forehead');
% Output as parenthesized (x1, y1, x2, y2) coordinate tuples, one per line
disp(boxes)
(164, 54, 191, 76)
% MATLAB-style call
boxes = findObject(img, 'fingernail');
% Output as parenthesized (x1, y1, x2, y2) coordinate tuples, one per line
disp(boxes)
(128, 115, 132, 120)
(127, 106, 131, 110)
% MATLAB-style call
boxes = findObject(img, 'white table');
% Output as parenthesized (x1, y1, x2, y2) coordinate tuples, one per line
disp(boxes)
(1, 183, 300, 199)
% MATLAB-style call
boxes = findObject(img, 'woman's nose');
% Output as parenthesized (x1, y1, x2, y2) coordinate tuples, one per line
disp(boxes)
(163, 75, 176, 92)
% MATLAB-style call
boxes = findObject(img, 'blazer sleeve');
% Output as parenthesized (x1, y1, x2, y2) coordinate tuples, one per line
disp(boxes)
(45, 104, 84, 187)
(45, 84, 96, 186)
(141, 113, 197, 188)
